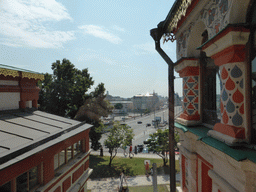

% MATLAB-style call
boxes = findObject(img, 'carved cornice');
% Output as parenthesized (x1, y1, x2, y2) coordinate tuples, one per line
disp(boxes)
(0, 68, 19, 78)
(0, 68, 44, 81)
(22, 72, 44, 81)
(167, 0, 193, 32)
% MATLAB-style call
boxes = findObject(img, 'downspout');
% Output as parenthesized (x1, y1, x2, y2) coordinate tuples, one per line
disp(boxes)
(150, 28, 176, 192)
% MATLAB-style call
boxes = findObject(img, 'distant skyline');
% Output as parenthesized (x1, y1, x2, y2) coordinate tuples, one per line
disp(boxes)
(0, 0, 182, 97)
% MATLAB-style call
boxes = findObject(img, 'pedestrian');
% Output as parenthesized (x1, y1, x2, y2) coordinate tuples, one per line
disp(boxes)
(100, 146, 103, 156)
(119, 170, 127, 192)
(123, 145, 127, 157)
(145, 161, 150, 177)
(129, 145, 134, 158)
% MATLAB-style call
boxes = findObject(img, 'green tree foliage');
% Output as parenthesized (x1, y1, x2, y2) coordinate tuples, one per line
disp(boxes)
(38, 59, 113, 150)
(114, 103, 123, 109)
(75, 83, 114, 150)
(38, 59, 94, 118)
(147, 129, 180, 166)
(104, 122, 134, 167)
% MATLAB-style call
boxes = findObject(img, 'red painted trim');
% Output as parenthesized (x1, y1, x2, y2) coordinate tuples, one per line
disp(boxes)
(175, 57, 199, 66)
(197, 154, 213, 192)
(172, 0, 199, 33)
(196, 155, 198, 192)
(53, 186, 61, 192)
(181, 155, 186, 191)
(197, 154, 213, 169)
(0, 129, 91, 186)
(201, 160, 212, 192)
(180, 112, 200, 121)
(44, 154, 90, 192)
(72, 164, 84, 183)
(0, 85, 20, 92)
(211, 45, 246, 66)
(213, 123, 245, 139)
(62, 176, 71, 192)
(178, 66, 199, 77)
(201, 26, 250, 51)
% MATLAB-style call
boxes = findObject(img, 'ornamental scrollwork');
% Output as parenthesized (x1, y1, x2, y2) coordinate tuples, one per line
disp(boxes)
(0, 68, 19, 78)
(22, 72, 44, 81)
(163, 33, 176, 43)
(167, 0, 192, 32)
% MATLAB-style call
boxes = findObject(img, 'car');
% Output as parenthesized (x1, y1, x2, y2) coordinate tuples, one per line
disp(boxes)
(137, 121, 142, 124)
(143, 137, 150, 145)
(146, 123, 151, 126)
(137, 145, 144, 153)
(142, 147, 148, 153)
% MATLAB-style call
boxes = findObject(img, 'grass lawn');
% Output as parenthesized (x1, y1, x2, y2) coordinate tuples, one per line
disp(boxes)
(89, 155, 180, 179)
(118, 183, 181, 192)
(128, 185, 168, 192)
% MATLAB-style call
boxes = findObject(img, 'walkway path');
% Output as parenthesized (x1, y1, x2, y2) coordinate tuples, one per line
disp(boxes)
(87, 174, 182, 192)
(88, 150, 182, 191)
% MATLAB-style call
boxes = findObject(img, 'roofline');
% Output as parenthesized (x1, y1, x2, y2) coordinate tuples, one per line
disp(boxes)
(157, 0, 181, 32)
(0, 120, 92, 167)
(0, 64, 44, 81)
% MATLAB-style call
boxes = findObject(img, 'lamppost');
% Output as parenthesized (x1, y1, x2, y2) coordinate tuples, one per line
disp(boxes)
(163, 111, 165, 123)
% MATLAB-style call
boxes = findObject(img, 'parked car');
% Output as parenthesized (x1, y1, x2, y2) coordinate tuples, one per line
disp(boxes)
(143, 140, 149, 145)
(137, 145, 144, 153)
(142, 147, 148, 153)
(146, 123, 151, 126)
(137, 121, 142, 124)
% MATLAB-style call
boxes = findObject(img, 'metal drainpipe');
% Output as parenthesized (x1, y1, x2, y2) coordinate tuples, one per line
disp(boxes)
(150, 28, 176, 192)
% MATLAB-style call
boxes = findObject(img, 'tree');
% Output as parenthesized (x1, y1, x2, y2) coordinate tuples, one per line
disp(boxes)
(38, 59, 94, 118)
(147, 129, 180, 166)
(104, 122, 134, 167)
(75, 83, 114, 150)
(114, 103, 123, 109)
(38, 59, 113, 150)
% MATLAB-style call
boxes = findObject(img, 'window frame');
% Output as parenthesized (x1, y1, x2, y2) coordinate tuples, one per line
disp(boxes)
(16, 166, 39, 192)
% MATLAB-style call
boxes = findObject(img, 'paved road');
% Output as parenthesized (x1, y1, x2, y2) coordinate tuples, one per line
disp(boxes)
(100, 106, 183, 154)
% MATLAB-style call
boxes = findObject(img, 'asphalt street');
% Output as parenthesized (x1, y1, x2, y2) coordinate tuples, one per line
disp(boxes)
(99, 106, 183, 155)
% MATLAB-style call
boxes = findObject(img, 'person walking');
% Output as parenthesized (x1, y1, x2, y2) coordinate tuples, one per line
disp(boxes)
(145, 161, 150, 178)
(123, 145, 127, 157)
(129, 145, 134, 158)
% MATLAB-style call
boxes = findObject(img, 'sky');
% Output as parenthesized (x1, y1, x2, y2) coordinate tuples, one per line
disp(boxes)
(0, 0, 182, 98)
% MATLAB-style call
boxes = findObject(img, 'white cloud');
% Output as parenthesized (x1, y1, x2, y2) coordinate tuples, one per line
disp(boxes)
(79, 25, 122, 44)
(112, 25, 125, 32)
(0, 0, 74, 48)
(133, 42, 156, 55)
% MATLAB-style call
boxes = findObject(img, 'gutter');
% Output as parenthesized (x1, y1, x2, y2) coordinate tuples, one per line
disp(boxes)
(150, 27, 176, 192)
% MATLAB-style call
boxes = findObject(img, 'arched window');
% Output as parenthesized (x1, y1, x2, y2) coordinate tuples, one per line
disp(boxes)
(200, 30, 221, 125)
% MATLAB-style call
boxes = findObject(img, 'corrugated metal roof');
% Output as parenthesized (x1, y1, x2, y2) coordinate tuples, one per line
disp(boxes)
(0, 109, 92, 167)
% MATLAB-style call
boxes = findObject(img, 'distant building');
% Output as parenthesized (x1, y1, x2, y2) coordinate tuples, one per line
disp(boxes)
(0, 65, 92, 192)
(109, 100, 133, 114)
(132, 92, 159, 112)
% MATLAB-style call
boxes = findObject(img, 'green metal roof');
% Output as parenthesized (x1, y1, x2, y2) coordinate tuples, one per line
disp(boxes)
(0, 63, 43, 74)
(175, 122, 256, 163)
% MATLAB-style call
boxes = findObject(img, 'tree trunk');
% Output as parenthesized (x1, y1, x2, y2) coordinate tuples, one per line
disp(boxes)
(109, 157, 113, 167)
(109, 151, 113, 167)
(163, 157, 167, 166)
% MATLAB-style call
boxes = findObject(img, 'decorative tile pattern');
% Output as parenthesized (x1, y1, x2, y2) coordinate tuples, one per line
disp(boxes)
(183, 75, 199, 116)
(220, 63, 244, 127)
